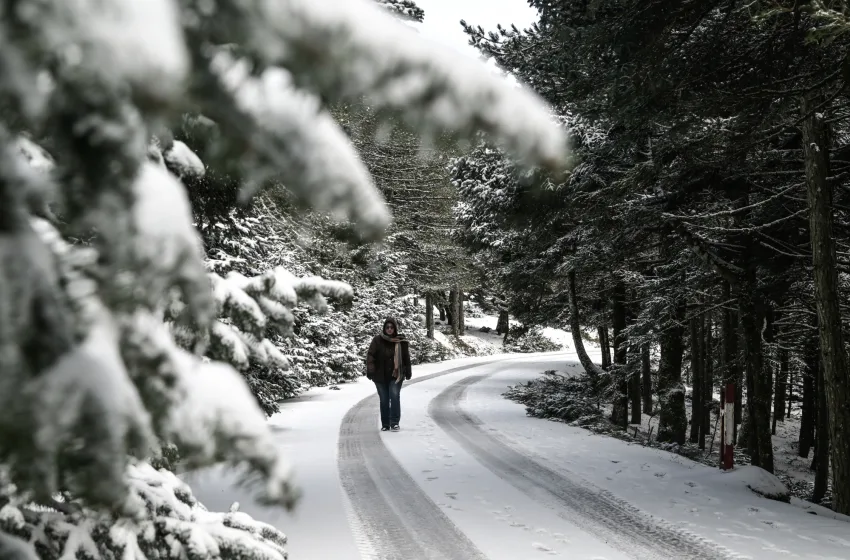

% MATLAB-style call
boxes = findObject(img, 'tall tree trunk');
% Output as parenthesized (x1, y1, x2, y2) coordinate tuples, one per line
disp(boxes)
(787, 363, 794, 419)
(738, 279, 774, 472)
(657, 299, 687, 444)
(641, 342, 652, 413)
(657, 233, 687, 444)
(439, 302, 446, 322)
(630, 346, 642, 425)
(496, 310, 509, 335)
(599, 326, 611, 369)
(773, 348, 788, 433)
(457, 288, 465, 333)
(813, 357, 831, 504)
(425, 292, 435, 339)
(448, 289, 458, 335)
(568, 270, 604, 378)
(611, 282, 628, 428)
(799, 339, 817, 458)
(701, 310, 713, 450)
(802, 94, 850, 514)
(721, 280, 742, 441)
(689, 313, 703, 444)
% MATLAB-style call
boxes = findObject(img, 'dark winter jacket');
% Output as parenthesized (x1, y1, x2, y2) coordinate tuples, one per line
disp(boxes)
(366, 317, 412, 383)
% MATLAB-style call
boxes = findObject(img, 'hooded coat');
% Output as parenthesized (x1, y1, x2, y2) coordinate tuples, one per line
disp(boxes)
(366, 317, 412, 383)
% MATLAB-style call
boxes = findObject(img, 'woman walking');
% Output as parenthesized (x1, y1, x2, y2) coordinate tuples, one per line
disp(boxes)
(365, 317, 412, 431)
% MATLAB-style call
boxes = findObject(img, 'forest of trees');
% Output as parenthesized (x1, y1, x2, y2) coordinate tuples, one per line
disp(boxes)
(4, 0, 850, 557)
(451, 0, 850, 516)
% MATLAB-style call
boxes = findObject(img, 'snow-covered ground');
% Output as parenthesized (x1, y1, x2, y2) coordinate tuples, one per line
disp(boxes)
(181, 349, 849, 560)
(425, 299, 574, 354)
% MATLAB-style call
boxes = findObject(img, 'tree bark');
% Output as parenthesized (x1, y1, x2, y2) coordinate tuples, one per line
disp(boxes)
(813, 357, 830, 504)
(738, 280, 774, 472)
(787, 362, 794, 419)
(701, 311, 712, 450)
(721, 281, 742, 442)
(496, 310, 509, 335)
(439, 302, 446, 322)
(657, 301, 687, 444)
(599, 326, 611, 369)
(657, 233, 687, 444)
(689, 313, 703, 444)
(799, 340, 816, 458)
(448, 289, 458, 335)
(568, 270, 604, 378)
(773, 347, 788, 433)
(457, 288, 465, 333)
(611, 282, 629, 429)
(630, 345, 642, 425)
(641, 342, 652, 413)
(425, 292, 435, 339)
(802, 93, 850, 514)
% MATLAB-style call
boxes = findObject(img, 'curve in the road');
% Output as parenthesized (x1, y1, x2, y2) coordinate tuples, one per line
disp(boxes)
(338, 360, 502, 560)
(430, 373, 745, 560)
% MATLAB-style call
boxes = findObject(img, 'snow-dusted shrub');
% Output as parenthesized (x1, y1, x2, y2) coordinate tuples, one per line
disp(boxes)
(504, 370, 602, 426)
(454, 335, 499, 356)
(285, 306, 362, 387)
(504, 326, 563, 353)
(0, 463, 288, 559)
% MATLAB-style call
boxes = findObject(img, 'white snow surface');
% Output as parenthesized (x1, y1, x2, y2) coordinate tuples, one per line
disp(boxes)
(182, 351, 850, 560)
(29, 0, 188, 103)
(163, 140, 205, 179)
(249, 0, 569, 170)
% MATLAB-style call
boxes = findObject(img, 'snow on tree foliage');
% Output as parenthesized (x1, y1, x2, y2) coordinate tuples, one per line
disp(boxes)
(0, 0, 567, 556)
(0, 463, 288, 560)
(375, 0, 425, 22)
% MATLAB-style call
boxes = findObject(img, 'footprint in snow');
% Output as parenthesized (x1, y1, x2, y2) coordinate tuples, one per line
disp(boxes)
(422, 469, 433, 473)
(685, 481, 697, 488)
(553, 533, 571, 544)
(445, 492, 458, 500)
(531, 542, 558, 555)
(427, 477, 439, 481)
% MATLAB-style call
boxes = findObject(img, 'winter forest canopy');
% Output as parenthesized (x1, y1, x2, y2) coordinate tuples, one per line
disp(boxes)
(1, 0, 850, 558)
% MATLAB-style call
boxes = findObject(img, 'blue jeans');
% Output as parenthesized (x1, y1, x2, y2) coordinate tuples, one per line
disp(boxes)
(375, 380, 403, 427)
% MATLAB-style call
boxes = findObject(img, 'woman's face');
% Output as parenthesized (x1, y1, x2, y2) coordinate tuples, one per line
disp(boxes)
(384, 323, 395, 335)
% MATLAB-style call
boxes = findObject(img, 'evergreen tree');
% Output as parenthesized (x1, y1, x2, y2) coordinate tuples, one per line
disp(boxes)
(0, 0, 568, 556)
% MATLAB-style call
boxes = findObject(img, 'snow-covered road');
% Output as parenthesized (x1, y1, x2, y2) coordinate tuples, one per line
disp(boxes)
(182, 353, 850, 560)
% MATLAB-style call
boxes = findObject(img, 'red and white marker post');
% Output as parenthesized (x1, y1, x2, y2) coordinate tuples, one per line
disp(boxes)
(719, 383, 735, 471)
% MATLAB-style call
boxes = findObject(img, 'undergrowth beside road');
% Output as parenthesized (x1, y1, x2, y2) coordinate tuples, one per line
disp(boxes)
(504, 370, 833, 508)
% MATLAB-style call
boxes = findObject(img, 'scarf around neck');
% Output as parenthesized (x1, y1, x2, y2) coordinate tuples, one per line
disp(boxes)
(381, 333, 405, 384)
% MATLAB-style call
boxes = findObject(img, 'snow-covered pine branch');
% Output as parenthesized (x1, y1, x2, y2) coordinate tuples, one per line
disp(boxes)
(375, 0, 425, 22)
(0, 0, 568, 556)
(0, 463, 288, 560)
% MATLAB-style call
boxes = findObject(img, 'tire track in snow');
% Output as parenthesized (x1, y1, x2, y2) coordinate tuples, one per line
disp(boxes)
(338, 360, 503, 560)
(430, 373, 745, 560)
